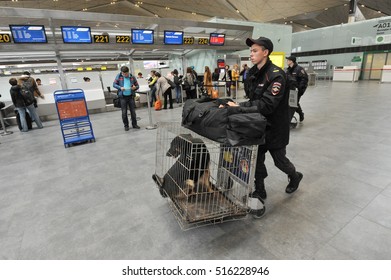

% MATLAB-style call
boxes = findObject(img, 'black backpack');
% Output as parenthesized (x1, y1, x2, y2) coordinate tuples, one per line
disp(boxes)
(165, 77, 176, 89)
(20, 80, 36, 106)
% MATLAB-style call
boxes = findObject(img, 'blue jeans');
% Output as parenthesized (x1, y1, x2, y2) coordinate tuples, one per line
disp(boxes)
(120, 95, 137, 128)
(17, 105, 43, 132)
(175, 86, 181, 103)
(150, 86, 157, 107)
(26, 104, 43, 129)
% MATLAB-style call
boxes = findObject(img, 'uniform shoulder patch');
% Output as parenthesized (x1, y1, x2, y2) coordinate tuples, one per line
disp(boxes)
(271, 82, 281, 95)
(301, 69, 306, 74)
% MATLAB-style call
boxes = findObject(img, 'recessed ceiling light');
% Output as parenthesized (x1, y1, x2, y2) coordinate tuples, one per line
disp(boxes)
(378, 10, 382, 13)
(324, 8, 328, 10)
(361, 4, 365, 7)
(236, 9, 240, 13)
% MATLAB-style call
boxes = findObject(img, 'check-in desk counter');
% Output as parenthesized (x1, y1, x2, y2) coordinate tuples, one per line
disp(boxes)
(136, 84, 149, 105)
(36, 82, 106, 117)
(332, 66, 360, 82)
(381, 65, 391, 83)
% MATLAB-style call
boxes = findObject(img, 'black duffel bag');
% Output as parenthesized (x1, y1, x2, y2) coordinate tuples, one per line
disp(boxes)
(182, 97, 266, 146)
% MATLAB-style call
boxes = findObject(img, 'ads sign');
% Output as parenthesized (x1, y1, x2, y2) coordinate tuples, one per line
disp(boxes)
(373, 19, 391, 35)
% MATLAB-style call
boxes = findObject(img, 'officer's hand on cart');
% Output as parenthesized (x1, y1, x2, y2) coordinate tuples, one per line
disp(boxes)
(219, 101, 239, 108)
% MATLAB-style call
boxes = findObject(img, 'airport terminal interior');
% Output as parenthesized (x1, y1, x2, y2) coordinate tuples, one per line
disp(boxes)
(1, 82, 391, 259)
(1, 0, 391, 260)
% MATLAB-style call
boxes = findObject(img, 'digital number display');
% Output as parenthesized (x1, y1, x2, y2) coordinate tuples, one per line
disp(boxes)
(9, 25, 47, 43)
(61, 26, 92, 43)
(131, 29, 154, 44)
(0, 33, 11, 43)
(198, 38, 209, 45)
(209, 33, 225, 46)
(164, 31, 183, 45)
(93, 35, 109, 43)
(184, 37, 194, 45)
(116, 35, 130, 43)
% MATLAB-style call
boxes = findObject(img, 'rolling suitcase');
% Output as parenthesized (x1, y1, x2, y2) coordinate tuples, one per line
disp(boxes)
(16, 110, 33, 131)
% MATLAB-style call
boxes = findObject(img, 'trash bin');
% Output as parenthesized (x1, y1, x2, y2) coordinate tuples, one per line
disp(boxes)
(308, 73, 316, 86)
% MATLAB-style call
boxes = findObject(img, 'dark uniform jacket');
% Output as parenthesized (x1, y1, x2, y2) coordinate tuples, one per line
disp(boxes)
(286, 63, 308, 95)
(241, 58, 290, 150)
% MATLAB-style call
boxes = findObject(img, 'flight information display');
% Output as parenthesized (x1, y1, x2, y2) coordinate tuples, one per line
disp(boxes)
(9, 25, 47, 43)
(61, 26, 92, 43)
(164, 31, 183, 45)
(209, 33, 225, 46)
(131, 29, 154, 44)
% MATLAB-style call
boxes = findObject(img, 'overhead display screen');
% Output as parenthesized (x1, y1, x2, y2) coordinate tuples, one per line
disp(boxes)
(9, 25, 47, 43)
(164, 31, 183, 45)
(209, 33, 225, 46)
(61, 26, 92, 43)
(131, 29, 154, 44)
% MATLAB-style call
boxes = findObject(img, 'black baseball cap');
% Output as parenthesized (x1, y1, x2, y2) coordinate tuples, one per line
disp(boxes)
(286, 55, 297, 63)
(246, 36, 273, 54)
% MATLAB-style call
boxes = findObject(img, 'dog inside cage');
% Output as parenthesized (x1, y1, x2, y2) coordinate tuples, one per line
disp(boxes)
(153, 123, 258, 229)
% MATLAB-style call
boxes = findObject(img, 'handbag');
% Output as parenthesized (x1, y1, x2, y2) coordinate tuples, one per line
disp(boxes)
(154, 99, 162, 111)
(113, 96, 121, 108)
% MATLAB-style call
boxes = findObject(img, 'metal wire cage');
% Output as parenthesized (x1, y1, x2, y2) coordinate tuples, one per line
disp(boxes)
(153, 122, 258, 230)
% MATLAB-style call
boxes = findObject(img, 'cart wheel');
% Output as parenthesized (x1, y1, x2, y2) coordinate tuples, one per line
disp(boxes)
(251, 205, 266, 218)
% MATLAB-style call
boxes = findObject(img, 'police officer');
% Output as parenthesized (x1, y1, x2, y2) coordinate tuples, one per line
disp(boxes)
(224, 37, 303, 217)
(286, 55, 308, 122)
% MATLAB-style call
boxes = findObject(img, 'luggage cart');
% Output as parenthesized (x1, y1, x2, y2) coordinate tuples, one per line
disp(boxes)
(152, 122, 259, 230)
(54, 89, 95, 148)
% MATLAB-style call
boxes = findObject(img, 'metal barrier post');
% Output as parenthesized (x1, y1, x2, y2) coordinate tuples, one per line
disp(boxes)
(144, 90, 157, 130)
(0, 109, 13, 136)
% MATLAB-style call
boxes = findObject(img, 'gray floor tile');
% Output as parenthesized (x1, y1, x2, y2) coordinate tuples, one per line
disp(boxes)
(328, 216, 391, 259)
(2, 81, 391, 259)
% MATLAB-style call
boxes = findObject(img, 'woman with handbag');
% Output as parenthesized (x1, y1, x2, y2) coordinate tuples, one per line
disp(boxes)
(155, 72, 173, 110)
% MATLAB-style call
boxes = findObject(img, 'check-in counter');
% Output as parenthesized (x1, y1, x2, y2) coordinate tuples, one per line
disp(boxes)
(36, 81, 106, 117)
(332, 66, 360, 82)
(380, 65, 391, 83)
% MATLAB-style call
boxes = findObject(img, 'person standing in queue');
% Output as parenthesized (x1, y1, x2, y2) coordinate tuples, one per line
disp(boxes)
(222, 65, 232, 97)
(286, 55, 308, 122)
(154, 72, 173, 110)
(224, 37, 303, 217)
(113, 66, 140, 131)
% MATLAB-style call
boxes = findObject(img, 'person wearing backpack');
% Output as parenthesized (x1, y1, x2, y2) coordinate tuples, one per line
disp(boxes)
(10, 77, 43, 131)
(183, 67, 197, 99)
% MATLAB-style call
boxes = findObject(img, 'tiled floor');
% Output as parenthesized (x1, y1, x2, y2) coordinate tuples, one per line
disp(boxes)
(1, 81, 391, 259)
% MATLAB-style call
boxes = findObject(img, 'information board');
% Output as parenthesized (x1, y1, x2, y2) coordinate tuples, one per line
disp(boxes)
(209, 33, 225, 46)
(164, 31, 183, 45)
(61, 26, 92, 43)
(57, 100, 88, 119)
(131, 29, 154, 44)
(9, 25, 47, 43)
(0, 33, 11, 43)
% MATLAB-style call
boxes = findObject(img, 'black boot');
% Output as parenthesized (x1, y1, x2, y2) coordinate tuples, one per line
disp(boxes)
(251, 180, 267, 200)
(286, 172, 303, 194)
(299, 112, 304, 122)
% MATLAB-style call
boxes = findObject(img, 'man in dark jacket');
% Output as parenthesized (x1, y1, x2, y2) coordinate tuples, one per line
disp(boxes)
(113, 66, 140, 130)
(286, 55, 308, 122)
(225, 37, 303, 217)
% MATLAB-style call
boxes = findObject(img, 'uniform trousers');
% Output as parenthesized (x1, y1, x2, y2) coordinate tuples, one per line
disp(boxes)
(254, 145, 296, 187)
